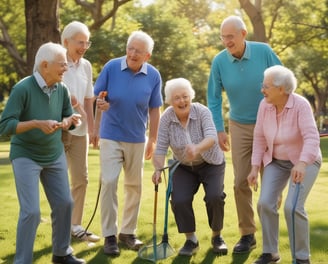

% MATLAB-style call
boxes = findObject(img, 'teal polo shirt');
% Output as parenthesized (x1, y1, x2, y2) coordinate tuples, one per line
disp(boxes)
(207, 41, 282, 132)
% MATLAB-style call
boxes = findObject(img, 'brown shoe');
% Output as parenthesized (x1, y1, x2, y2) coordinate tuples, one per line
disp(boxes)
(104, 235, 120, 256)
(118, 233, 143, 250)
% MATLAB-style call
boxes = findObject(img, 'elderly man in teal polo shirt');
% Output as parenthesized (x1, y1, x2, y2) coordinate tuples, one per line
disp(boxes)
(207, 15, 281, 254)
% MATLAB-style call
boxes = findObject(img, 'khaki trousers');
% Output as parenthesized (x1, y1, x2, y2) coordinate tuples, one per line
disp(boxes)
(229, 120, 257, 235)
(99, 139, 145, 237)
(62, 131, 88, 225)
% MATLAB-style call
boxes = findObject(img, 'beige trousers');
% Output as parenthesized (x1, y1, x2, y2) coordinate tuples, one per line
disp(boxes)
(99, 139, 145, 237)
(229, 120, 257, 236)
(62, 131, 89, 226)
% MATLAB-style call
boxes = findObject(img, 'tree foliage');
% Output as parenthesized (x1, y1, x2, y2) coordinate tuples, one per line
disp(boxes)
(0, 0, 327, 120)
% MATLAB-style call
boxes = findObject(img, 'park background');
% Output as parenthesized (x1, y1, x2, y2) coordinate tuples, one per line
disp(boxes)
(0, 0, 327, 263)
(0, 0, 327, 129)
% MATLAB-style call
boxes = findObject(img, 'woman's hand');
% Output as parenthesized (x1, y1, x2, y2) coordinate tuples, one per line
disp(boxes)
(184, 144, 198, 162)
(152, 170, 162, 184)
(291, 161, 307, 183)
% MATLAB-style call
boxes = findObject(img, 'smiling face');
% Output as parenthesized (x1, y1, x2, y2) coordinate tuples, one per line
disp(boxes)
(220, 22, 247, 59)
(261, 75, 284, 105)
(126, 39, 151, 73)
(171, 87, 191, 120)
(42, 53, 68, 86)
(65, 32, 90, 62)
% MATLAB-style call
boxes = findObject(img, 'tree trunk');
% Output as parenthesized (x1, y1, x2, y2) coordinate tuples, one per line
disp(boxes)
(239, 0, 267, 42)
(25, 0, 60, 75)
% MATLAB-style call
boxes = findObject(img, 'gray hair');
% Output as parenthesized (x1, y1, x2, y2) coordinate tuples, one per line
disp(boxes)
(220, 15, 247, 31)
(127, 30, 154, 54)
(61, 21, 90, 46)
(164, 78, 195, 104)
(264, 65, 297, 94)
(33, 42, 67, 72)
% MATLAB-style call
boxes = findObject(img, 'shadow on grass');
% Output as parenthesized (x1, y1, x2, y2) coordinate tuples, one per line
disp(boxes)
(0, 157, 10, 166)
(1, 246, 53, 264)
(79, 245, 114, 264)
(230, 252, 252, 264)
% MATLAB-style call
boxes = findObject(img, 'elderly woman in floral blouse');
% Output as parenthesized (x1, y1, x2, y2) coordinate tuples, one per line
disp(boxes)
(152, 78, 227, 256)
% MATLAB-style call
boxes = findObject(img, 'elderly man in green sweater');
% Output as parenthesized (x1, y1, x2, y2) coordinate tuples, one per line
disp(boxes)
(0, 42, 85, 264)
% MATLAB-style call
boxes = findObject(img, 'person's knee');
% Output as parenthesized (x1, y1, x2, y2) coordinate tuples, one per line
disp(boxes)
(206, 193, 225, 207)
(234, 179, 250, 194)
(257, 197, 274, 214)
(170, 198, 191, 213)
(22, 207, 41, 225)
(284, 201, 293, 216)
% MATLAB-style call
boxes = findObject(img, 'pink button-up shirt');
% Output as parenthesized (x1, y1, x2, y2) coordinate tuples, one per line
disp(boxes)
(252, 93, 322, 167)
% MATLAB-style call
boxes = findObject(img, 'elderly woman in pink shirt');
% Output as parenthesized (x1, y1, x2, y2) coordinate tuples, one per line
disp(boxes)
(247, 65, 321, 264)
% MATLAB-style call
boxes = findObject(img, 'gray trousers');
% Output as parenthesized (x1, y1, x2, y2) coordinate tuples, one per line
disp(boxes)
(12, 153, 73, 264)
(170, 162, 226, 233)
(258, 159, 320, 260)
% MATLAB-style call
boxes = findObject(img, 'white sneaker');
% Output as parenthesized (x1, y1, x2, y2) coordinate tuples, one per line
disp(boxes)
(71, 225, 100, 242)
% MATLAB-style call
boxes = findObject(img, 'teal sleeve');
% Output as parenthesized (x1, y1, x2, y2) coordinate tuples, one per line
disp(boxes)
(207, 57, 224, 132)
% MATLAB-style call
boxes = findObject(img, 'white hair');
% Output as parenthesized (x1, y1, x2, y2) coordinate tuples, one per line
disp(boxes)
(220, 15, 247, 31)
(264, 65, 297, 94)
(33, 42, 67, 72)
(164, 78, 195, 104)
(61, 21, 90, 46)
(127, 30, 154, 54)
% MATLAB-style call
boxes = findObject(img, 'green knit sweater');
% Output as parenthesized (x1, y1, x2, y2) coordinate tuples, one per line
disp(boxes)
(0, 75, 73, 165)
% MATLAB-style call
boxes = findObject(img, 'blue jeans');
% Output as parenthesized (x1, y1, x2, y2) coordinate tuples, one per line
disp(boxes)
(12, 152, 73, 264)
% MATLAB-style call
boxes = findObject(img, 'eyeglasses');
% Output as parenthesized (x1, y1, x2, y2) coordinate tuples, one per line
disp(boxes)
(261, 83, 275, 90)
(52, 61, 68, 68)
(219, 34, 235, 41)
(127, 46, 146, 55)
(173, 95, 190, 103)
(70, 39, 92, 49)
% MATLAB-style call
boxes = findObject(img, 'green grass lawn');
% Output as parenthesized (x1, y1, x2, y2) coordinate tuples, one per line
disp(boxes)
(0, 138, 327, 264)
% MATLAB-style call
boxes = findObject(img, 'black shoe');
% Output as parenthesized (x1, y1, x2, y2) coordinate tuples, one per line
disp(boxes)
(211, 235, 228, 255)
(118, 233, 143, 250)
(253, 253, 281, 264)
(296, 259, 310, 264)
(178, 240, 199, 256)
(52, 254, 86, 264)
(233, 234, 256, 253)
(104, 235, 120, 256)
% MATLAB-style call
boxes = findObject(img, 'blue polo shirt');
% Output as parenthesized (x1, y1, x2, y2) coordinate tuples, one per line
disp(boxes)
(94, 56, 163, 143)
(207, 41, 281, 132)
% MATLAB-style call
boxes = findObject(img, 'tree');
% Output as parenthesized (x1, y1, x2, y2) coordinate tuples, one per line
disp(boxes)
(25, 0, 61, 74)
(0, 0, 133, 79)
(238, 0, 266, 42)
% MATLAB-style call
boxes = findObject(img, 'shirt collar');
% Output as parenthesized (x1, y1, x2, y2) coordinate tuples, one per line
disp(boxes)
(227, 41, 250, 62)
(121, 56, 148, 74)
(171, 103, 198, 123)
(33, 71, 58, 94)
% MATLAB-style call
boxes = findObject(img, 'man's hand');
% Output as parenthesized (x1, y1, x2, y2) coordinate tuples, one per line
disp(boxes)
(218, 131, 230, 151)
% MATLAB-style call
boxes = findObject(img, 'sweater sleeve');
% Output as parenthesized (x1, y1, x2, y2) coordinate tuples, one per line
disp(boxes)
(297, 98, 321, 164)
(207, 56, 224, 132)
(251, 100, 267, 166)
